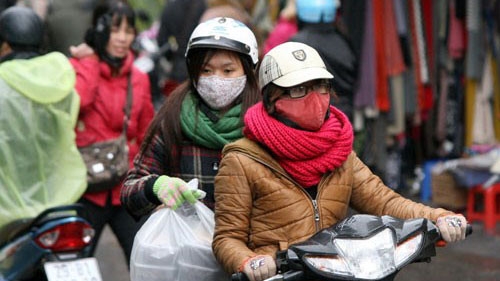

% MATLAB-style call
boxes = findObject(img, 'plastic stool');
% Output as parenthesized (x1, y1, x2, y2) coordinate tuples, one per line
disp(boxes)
(466, 183, 500, 235)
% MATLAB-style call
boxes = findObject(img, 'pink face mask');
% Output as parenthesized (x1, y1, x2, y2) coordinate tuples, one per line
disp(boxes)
(274, 92, 331, 131)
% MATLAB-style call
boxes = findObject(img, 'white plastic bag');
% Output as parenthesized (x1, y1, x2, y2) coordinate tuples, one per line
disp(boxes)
(130, 179, 229, 281)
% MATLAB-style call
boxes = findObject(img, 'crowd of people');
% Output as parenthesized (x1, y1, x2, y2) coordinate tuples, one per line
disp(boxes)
(0, 1, 470, 281)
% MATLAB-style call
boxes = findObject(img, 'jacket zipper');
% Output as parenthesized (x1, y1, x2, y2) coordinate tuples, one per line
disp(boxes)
(312, 199, 320, 229)
(235, 151, 321, 231)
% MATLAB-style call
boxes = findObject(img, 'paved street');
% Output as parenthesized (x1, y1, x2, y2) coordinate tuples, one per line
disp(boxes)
(395, 223, 500, 281)
(95, 219, 500, 281)
(95, 226, 130, 281)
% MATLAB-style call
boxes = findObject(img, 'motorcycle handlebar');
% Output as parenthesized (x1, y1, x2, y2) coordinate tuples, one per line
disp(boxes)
(231, 271, 300, 281)
(466, 224, 473, 236)
(231, 272, 288, 281)
(436, 223, 473, 247)
(232, 224, 474, 280)
(231, 272, 248, 281)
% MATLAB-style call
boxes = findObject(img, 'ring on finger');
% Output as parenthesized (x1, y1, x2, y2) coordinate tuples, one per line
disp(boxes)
(250, 258, 265, 270)
(445, 217, 462, 227)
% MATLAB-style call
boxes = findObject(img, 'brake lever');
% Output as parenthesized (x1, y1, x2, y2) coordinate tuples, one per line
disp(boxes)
(264, 274, 284, 281)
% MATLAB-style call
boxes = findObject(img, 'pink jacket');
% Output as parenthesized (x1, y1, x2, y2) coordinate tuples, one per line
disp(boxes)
(70, 52, 155, 206)
(263, 16, 298, 55)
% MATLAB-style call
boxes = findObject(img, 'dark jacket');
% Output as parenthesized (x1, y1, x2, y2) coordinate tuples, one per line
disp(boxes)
(290, 23, 358, 121)
(157, 0, 206, 82)
(121, 133, 222, 220)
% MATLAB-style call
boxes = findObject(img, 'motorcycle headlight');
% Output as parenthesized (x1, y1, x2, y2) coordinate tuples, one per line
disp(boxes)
(394, 232, 423, 266)
(304, 228, 423, 280)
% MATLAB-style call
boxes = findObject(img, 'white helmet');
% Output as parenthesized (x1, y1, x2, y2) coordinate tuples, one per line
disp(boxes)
(185, 17, 258, 66)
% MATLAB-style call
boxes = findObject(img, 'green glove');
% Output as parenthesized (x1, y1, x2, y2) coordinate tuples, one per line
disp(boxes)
(153, 176, 203, 210)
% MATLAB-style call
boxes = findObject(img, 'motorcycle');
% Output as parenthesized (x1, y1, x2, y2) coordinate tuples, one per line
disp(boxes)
(0, 204, 102, 281)
(232, 214, 472, 281)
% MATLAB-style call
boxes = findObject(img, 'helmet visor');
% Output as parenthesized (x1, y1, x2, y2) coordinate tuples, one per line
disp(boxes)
(186, 36, 252, 60)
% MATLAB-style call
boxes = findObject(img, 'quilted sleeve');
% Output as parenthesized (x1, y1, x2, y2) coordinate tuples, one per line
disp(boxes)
(212, 151, 259, 274)
(350, 153, 453, 221)
(69, 55, 100, 111)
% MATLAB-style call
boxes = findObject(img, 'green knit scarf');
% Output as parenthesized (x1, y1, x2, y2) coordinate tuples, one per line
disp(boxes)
(180, 92, 243, 149)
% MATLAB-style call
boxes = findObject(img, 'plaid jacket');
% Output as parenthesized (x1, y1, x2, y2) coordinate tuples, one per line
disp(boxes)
(121, 133, 222, 219)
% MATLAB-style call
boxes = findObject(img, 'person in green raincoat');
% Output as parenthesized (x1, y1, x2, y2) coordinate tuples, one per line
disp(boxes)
(0, 6, 87, 228)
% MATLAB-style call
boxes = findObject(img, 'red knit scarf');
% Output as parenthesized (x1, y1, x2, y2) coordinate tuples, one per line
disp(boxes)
(244, 102, 354, 187)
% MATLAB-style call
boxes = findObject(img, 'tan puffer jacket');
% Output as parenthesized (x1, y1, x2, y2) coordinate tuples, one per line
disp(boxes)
(212, 138, 453, 274)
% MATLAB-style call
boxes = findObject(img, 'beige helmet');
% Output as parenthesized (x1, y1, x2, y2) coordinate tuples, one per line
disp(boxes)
(259, 42, 333, 90)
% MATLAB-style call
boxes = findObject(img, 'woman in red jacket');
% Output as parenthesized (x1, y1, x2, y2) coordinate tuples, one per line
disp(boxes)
(69, 0, 154, 265)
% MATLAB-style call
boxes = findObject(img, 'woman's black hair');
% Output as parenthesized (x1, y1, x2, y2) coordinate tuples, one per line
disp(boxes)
(138, 48, 260, 171)
(91, 0, 135, 29)
(85, 0, 136, 71)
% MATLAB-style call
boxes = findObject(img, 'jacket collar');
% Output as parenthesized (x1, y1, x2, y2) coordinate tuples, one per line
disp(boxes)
(223, 138, 287, 174)
(99, 50, 134, 78)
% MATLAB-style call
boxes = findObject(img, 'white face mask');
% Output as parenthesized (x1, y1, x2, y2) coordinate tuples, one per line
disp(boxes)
(195, 75, 247, 110)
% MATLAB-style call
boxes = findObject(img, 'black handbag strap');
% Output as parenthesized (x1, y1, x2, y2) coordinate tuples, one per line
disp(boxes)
(122, 72, 133, 136)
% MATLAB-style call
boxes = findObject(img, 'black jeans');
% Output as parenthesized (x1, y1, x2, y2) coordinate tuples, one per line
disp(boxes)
(78, 196, 147, 267)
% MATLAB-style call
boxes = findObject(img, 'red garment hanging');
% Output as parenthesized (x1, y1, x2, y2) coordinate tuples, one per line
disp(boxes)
(384, 0, 406, 76)
(409, 0, 434, 119)
(373, 0, 390, 111)
(420, 0, 435, 117)
(373, 0, 407, 112)
(447, 0, 466, 59)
